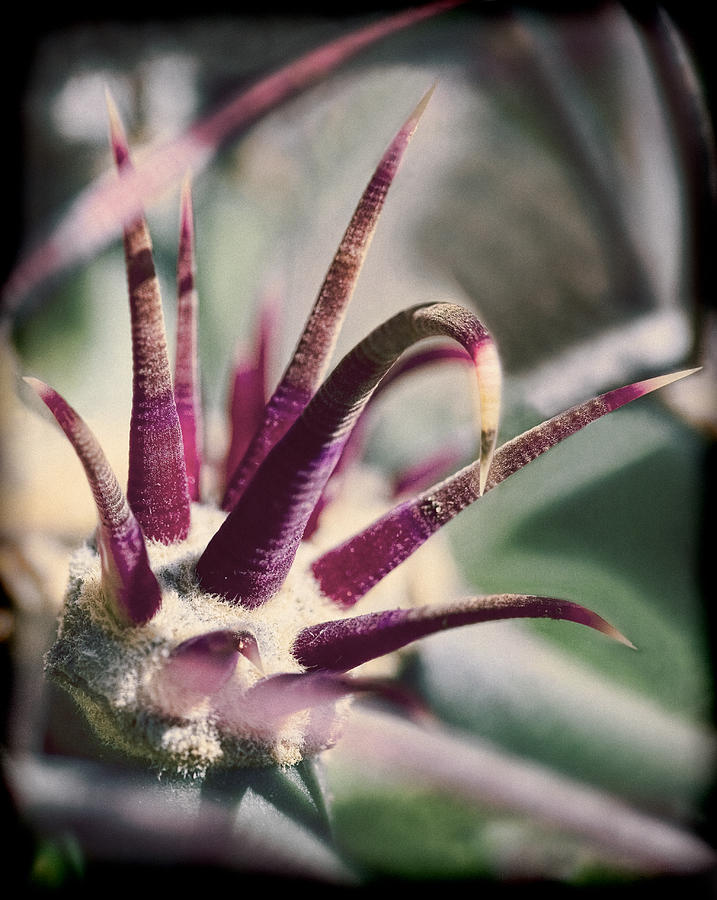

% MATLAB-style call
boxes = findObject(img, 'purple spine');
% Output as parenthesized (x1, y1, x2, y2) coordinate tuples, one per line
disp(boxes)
(196, 302, 497, 609)
(108, 97, 191, 544)
(312, 371, 693, 607)
(25, 377, 161, 625)
(221, 90, 433, 513)
(293, 595, 632, 672)
(174, 176, 203, 502)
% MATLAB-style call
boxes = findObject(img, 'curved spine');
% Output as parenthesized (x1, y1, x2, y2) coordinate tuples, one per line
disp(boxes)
(3, 2, 464, 310)
(196, 302, 500, 608)
(150, 630, 262, 716)
(24, 377, 161, 625)
(303, 343, 474, 538)
(293, 594, 633, 673)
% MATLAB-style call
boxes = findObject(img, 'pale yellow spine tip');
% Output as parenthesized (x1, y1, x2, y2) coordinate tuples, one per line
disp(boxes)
(180, 172, 194, 225)
(656, 366, 702, 388)
(417, 82, 437, 114)
(104, 87, 123, 133)
(614, 630, 638, 651)
(23, 375, 54, 409)
(405, 83, 437, 135)
(478, 437, 495, 496)
(22, 374, 44, 393)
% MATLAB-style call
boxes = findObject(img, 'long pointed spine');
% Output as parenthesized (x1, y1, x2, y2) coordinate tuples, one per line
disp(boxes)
(24, 378, 161, 625)
(221, 89, 434, 512)
(108, 97, 191, 544)
(4, 3, 464, 310)
(293, 594, 633, 673)
(311, 369, 699, 607)
(196, 302, 499, 608)
(174, 175, 203, 502)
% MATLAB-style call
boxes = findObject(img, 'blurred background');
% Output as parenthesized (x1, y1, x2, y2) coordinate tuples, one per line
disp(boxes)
(1, 1, 715, 893)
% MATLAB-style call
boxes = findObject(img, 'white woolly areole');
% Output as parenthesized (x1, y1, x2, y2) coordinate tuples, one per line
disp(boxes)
(45, 471, 458, 777)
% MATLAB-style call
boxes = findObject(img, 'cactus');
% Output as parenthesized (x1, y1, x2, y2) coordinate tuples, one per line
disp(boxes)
(2, 3, 714, 889)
